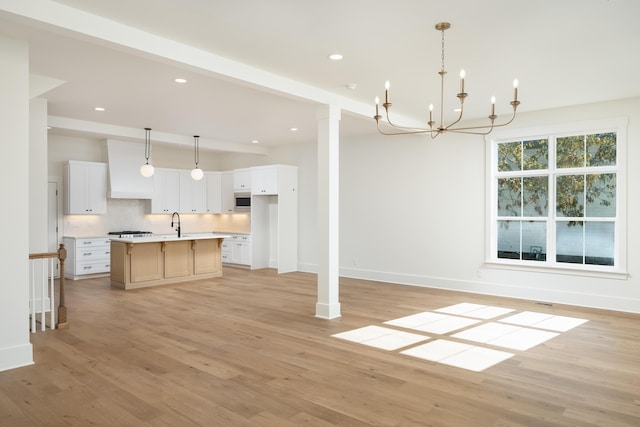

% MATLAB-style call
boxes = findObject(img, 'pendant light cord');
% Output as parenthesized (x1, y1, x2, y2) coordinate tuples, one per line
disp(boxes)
(193, 135, 200, 167)
(144, 127, 151, 163)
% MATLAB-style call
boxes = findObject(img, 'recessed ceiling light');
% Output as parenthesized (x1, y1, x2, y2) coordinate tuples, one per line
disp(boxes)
(251, 140, 259, 144)
(94, 107, 105, 111)
(328, 54, 343, 61)
(174, 78, 187, 83)
(290, 127, 298, 132)
(345, 83, 357, 90)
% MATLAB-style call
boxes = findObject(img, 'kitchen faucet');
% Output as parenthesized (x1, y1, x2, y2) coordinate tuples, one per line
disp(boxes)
(170, 212, 181, 238)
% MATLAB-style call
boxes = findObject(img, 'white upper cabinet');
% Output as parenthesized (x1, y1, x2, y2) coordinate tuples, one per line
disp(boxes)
(151, 168, 180, 214)
(205, 171, 222, 214)
(179, 171, 207, 214)
(233, 168, 251, 192)
(250, 164, 298, 196)
(221, 171, 235, 213)
(64, 160, 107, 214)
(251, 165, 278, 195)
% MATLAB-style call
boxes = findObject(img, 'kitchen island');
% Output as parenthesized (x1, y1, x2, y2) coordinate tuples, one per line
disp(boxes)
(110, 233, 230, 290)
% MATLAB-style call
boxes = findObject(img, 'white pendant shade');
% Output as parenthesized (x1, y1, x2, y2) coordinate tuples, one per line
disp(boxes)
(140, 163, 155, 177)
(191, 167, 204, 181)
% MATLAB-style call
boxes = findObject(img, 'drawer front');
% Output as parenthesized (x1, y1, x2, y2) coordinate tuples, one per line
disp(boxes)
(76, 238, 111, 247)
(76, 260, 111, 275)
(75, 246, 111, 261)
(230, 234, 251, 243)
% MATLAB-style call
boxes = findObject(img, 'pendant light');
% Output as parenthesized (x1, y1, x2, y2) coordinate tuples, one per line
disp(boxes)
(190, 135, 204, 181)
(140, 127, 155, 177)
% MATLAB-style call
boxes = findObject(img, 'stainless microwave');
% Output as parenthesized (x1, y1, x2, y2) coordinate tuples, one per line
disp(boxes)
(234, 193, 251, 211)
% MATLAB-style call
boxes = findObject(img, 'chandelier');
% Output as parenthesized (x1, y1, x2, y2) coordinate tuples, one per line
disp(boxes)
(374, 22, 520, 138)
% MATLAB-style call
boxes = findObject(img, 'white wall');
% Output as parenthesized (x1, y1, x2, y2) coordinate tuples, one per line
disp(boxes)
(336, 97, 640, 313)
(0, 36, 33, 372)
(29, 98, 49, 253)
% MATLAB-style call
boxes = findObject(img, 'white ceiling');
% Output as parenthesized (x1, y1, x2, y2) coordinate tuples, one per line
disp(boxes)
(1, 0, 639, 153)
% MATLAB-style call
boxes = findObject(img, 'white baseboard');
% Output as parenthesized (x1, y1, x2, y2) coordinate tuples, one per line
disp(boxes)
(0, 343, 34, 372)
(293, 263, 639, 313)
(341, 266, 640, 314)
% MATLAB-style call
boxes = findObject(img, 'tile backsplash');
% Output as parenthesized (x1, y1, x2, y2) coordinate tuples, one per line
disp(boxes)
(63, 198, 250, 237)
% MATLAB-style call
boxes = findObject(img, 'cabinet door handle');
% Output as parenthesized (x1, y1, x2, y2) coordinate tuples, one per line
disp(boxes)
(83, 252, 92, 256)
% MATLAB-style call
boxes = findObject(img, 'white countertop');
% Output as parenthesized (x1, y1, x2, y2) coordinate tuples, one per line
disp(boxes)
(110, 232, 232, 244)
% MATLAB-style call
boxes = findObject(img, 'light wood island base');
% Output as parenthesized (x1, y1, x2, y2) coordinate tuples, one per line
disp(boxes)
(110, 236, 226, 290)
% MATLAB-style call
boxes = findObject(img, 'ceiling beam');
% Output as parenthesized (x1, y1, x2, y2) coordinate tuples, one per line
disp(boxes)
(0, 0, 424, 129)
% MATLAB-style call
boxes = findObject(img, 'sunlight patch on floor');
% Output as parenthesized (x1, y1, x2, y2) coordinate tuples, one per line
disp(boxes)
(332, 325, 429, 350)
(332, 303, 588, 372)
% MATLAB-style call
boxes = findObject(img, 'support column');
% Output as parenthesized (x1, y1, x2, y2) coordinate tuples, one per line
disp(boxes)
(316, 104, 341, 319)
(0, 35, 33, 371)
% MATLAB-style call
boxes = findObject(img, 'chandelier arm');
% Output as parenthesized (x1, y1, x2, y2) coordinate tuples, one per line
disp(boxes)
(376, 120, 437, 136)
(445, 108, 518, 133)
(442, 102, 465, 131)
(383, 109, 432, 132)
(445, 127, 496, 136)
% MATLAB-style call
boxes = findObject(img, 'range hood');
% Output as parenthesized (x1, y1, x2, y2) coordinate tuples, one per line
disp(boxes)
(106, 139, 154, 199)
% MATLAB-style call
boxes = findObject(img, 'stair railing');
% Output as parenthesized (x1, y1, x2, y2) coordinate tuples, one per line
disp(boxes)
(28, 244, 67, 331)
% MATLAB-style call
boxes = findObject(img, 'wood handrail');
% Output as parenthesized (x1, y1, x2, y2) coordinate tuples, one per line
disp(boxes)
(29, 252, 59, 259)
(28, 244, 68, 329)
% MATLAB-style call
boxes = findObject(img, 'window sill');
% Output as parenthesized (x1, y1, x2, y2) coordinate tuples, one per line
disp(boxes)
(483, 260, 629, 280)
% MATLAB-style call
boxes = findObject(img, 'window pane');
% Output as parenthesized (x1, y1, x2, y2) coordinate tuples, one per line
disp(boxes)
(498, 141, 521, 172)
(556, 221, 583, 264)
(498, 220, 520, 259)
(523, 139, 548, 170)
(585, 222, 614, 266)
(522, 221, 546, 261)
(557, 135, 585, 168)
(523, 176, 548, 216)
(498, 177, 521, 216)
(556, 175, 584, 218)
(586, 173, 616, 217)
(587, 132, 616, 166)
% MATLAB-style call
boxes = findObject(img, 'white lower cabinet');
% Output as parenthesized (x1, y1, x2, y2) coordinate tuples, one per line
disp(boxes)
(222, 234, 251, 267)
(63, 237, 112, 280)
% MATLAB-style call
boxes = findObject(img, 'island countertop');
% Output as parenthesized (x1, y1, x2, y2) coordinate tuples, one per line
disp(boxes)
(109, 232, 231, 244)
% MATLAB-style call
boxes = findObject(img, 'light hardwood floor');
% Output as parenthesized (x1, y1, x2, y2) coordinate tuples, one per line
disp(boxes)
(1, 268, 639, 426)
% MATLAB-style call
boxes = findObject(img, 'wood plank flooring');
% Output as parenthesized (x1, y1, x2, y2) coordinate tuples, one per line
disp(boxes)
(1, 267, 639, 426)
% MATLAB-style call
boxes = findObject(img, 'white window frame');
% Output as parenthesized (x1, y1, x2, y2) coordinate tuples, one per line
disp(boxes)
(486, 117, 628, 278)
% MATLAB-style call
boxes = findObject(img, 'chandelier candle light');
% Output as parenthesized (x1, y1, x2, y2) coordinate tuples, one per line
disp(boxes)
(140, 127, 155, 177)
(374, 22, 520, 138)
